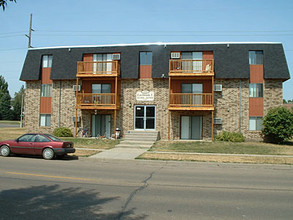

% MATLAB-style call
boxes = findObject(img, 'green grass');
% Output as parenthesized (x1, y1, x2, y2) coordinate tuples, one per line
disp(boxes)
(0, 120, 20, 124)
(150, 140, 293, 155)
(62, 137, 120, 149)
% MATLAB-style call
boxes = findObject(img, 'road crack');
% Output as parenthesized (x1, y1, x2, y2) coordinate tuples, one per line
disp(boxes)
(118, 166, 163, 220)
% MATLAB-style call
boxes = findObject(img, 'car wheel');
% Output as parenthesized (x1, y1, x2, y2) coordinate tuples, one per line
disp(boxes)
(42, 148, 55, 160)
(0, 145, 10, 157)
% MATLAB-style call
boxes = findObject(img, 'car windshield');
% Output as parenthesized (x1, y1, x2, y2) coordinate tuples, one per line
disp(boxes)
(45, 134, 62, 141)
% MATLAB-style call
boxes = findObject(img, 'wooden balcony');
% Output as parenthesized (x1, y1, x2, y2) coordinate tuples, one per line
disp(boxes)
(76, 93, 119, 110)
(77, 61, 120, 77)
(169, 59, 214, 76)
(169, 93, 214, 111)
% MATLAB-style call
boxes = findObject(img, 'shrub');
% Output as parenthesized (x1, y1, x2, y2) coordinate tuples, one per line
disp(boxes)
(215, 131, 245, 142)
(53, 127, 73, 137)
(262, 106, 293, 144)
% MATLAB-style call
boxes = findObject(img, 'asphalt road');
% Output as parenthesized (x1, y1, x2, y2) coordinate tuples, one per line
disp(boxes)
(0, 156, 292, 220)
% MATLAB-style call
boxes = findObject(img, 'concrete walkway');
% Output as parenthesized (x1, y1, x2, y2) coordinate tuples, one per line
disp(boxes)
(90, 130, 158, 160)
(90, 147, 147, 160)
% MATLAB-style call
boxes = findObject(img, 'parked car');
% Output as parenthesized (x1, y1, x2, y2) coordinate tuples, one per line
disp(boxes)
(0, 133, 75, 160)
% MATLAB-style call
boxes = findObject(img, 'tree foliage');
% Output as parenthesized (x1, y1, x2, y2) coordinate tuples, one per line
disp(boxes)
(12, 85, 25, 120)
(0, 0, 16, 10)
(262, 106, 293, 144)
(0, 75, 13, 120)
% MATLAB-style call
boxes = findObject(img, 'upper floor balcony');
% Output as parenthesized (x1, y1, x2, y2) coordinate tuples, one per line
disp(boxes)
(77, 61, 120, 77)
(169, 59, 214, 77)
(76, 93, 120, 110)
(169, 93, 214, 111)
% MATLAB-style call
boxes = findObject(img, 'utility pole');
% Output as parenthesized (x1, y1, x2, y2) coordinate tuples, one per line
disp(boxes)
(25, 13, 34, 48)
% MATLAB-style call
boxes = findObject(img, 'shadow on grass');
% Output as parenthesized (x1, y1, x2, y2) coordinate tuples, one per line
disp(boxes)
(0, 185, 147, 220)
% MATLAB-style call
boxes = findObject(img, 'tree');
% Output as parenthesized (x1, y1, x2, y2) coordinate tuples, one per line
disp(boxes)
(12, 85, 25, 120)
(0, 75, 13, 120)
(283, 99, 287, 104)
(262, 106, 293, 144)
(0, 0, 16, 11)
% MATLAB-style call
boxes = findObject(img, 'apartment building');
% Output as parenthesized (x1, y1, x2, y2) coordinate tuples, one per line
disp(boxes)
(20, 42, 290, 140)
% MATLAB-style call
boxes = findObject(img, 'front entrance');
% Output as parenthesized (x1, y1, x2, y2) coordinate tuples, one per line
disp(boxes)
(181, 116, 202, 140)
(135, 105, 156, 130)
(92, 114, 111, 138)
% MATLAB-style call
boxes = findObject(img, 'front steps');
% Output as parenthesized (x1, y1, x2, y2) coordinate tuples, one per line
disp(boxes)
(115, 130, 158, 149)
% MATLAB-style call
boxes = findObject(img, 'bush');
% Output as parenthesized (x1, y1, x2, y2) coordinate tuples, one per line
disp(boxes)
(215, 131, 245, 142)
(53, 127, 73, 137)
(262, 106, 293, 144)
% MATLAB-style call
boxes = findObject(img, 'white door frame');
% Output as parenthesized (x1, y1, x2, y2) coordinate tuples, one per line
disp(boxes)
(134, 105, 156, 130)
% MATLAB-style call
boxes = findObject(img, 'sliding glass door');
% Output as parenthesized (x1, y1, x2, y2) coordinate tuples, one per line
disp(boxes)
(181, 116, 202, 140)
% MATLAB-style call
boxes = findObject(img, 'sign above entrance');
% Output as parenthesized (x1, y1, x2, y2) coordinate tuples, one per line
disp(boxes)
(136, 91, 154, 101)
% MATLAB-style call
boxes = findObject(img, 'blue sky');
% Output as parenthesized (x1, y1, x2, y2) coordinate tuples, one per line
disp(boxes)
(0, 0, 292, 100)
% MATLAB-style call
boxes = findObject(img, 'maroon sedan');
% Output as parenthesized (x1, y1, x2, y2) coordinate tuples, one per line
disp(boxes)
(0, 133, 75, 160)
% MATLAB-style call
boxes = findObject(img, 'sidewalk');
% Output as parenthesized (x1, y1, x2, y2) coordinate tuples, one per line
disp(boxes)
(89, 147, 147, 160)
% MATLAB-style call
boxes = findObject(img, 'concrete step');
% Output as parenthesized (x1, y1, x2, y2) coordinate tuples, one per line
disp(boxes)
(120, 140, 155, 145)
(115, 144, 152, 149)
(125, 133, 158, 137)
(124, 137, 158, 141)
(115, 130, 158, 149)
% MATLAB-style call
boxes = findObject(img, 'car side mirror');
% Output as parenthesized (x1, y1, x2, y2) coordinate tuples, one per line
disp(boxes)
(16, 138, 19, 142)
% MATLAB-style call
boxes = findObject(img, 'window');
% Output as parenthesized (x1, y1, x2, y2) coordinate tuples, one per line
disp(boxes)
(35, 135, 50, 142)
(18, 134, 35, 142)
(249, 83, 263, 97)
(93, 54, 113, 73)
(92, 84, 111, 93)
(249, 51, 263, 65)
(42, 55, 53, 68)
(140, 52, 152, 65)
(40, 114, 51, 127)
(181, 52, 203, 72)
(249, 117, 263, 130)
(41, 84, 52, 97)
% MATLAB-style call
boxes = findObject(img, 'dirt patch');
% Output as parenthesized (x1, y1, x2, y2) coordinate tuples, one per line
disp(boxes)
(139, 152, 293, 165)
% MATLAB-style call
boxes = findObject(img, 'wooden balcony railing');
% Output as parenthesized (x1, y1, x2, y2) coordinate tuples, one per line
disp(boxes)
(76, 93, 118, 109)
(169, 93, 213, 110)
(77, 61, 120, 77)
(169, 59, 214, 76)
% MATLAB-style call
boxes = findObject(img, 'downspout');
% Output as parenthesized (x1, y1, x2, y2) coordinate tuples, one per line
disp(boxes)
(239, 80, 242, 133)
(58, 81, 61, 127)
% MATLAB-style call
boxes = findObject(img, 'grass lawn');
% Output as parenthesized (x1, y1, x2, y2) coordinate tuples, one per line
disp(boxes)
(0, 120, 20, 124)
(149, 140, 293, 155)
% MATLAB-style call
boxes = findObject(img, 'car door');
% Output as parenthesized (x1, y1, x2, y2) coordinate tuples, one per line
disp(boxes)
(12, 134, 36, 155)
(33, 134, 51, 155)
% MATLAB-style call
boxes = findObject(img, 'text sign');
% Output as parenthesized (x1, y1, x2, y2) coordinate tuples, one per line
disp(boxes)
(136, 91, 154, 101)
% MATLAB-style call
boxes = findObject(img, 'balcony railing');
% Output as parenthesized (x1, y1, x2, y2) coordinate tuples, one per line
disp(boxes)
(169, 93, 213, 109)
(77, 61, 120, 76)
(76, 93, 117, 109)
(169, 59, 214, 75)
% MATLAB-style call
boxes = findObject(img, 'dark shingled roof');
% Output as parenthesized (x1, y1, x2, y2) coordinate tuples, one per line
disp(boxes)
(20, 42, 290, 81)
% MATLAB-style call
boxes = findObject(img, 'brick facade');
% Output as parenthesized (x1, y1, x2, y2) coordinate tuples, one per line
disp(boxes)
(24, 78, 284, 141)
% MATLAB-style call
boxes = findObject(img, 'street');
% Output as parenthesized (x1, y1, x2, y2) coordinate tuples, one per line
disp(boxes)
(0, 156, 292, 220)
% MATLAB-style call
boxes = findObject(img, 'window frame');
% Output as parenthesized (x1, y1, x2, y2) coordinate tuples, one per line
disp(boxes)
(41, 84, 52, 97)
(42, 55, 53, 68)
(249, 83, 263, 98)
(40, 114, 51, 127)
(249, 117, 263, 131)
(139, 52, 152, 65)
(249, 51, 263, 65)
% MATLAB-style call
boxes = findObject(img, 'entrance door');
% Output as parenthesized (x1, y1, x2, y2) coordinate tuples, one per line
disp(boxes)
(92, 114, 111, 138)
(135, 105, 156, 130)
(181, 116, 202, 140)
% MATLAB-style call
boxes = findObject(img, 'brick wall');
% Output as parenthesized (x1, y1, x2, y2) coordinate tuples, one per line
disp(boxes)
(118, 79, 169, 139)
